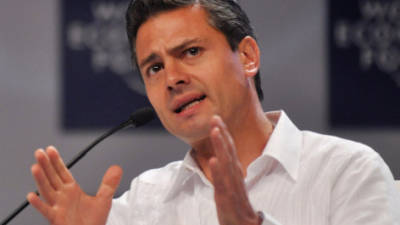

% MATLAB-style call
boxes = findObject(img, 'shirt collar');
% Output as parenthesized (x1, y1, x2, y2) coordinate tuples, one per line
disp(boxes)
(262, 110, 301, 181)
(163, 110, 302, 202)
(163, 150, 202, 202)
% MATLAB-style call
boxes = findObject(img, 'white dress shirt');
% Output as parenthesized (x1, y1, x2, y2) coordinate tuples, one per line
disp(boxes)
(107, 111, 400, 225)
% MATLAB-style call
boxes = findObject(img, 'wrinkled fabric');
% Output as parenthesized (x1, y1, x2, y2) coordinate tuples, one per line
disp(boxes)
(107, 111, 400, 225)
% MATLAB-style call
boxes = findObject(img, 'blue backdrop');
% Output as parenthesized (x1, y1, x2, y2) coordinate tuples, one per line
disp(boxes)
(329, 0, 400, 127)
(62, 0, 160, 129)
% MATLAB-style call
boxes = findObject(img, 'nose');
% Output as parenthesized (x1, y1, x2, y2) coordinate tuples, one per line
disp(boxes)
(165, 62, 190, 91)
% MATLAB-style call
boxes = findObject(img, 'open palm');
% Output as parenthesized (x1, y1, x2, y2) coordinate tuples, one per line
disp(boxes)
(27, 146, 122, 225)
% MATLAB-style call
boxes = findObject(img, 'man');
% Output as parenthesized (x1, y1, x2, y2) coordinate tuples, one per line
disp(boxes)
(28, 0, 400, 225)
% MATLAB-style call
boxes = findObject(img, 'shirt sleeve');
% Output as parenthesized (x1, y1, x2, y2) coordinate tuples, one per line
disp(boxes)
(106, 178, 139, 225)
(105, 191, 130, 225)
(330, 149, 400, 225)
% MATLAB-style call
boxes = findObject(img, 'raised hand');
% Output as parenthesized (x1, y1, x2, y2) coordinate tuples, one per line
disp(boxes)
(27, 146, 122, 225)
(209, 116, 262, 225)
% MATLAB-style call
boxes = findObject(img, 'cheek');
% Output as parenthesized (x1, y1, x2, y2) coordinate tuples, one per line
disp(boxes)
(145, 86, 172, 128)
(148, 95, 171, 129)
(145, 85, 163, 110)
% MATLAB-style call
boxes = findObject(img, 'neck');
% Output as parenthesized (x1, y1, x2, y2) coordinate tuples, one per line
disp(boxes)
(190, 99, 274, 182)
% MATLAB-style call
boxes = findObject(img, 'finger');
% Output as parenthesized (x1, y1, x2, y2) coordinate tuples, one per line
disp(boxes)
(46, 146, 74, 183)
(209, 143, 243, 195)
(35, 149, 63, 190)
(210, 126, 231, 165)
(27, 192, 54, 219)
(210, 117, 245, 184)
(96, 165, 123, 201)
(211, 115, 237, 159)
(209, 157, 226, 194)
(31, 164, 56, 204)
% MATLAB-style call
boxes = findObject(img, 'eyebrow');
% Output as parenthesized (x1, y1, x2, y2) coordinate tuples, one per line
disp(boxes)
(138, 38, 203, 69)
(139, 53, 159, 69)
(167, 38, 202, 55)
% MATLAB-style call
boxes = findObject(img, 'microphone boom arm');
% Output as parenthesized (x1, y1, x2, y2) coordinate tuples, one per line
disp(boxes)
(1, 107, 156, 225)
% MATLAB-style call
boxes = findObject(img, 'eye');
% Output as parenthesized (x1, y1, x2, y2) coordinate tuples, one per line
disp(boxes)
(183, 47, 201, 57)
(147, 63, 164, 76)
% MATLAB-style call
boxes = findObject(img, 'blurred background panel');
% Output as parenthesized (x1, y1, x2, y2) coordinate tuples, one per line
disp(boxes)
(329, 0, 400, 127)
(0, 0, 399, 224)
(62, 0, 159, 129)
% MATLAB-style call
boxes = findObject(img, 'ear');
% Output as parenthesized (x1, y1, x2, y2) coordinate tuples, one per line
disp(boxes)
(238, 36, 260, 78)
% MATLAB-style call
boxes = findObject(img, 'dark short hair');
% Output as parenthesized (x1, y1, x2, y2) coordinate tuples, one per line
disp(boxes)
(126, 0, 264, 101)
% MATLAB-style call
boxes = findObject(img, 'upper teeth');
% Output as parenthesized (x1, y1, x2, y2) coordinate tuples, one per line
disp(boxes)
(182, 99, 201, 111)
(176, 96, 206, 113)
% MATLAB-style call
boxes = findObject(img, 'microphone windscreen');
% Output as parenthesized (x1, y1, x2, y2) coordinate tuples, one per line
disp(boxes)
(129, 107, 157, 127)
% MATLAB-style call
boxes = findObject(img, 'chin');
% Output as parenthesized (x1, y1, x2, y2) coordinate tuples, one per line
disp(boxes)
(161, 109, 214, 143)
(173, 123, 211, 145)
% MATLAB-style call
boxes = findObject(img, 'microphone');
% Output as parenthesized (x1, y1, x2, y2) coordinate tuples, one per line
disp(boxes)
(1, 107, 156, 225)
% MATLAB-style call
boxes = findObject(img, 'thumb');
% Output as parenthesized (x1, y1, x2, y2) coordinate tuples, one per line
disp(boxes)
(96, 165, 123, 200)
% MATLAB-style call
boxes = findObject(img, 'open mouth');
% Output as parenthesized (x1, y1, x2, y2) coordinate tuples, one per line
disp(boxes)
(174, 95, 206, 113)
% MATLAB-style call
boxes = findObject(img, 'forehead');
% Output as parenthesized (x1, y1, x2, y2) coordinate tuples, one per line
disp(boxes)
(135, 5, 225, 57)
